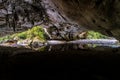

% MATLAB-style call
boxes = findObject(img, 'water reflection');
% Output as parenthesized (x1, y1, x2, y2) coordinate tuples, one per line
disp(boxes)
(31, 43, 120, 51)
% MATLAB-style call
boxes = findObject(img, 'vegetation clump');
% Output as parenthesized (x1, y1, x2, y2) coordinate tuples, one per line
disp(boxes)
(0, 29, 110, 44)
(86, 31, 108, 39)
(0, 26, 46, 44)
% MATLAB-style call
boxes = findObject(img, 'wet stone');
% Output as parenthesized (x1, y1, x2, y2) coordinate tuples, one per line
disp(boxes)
(46, 23, 86, 40)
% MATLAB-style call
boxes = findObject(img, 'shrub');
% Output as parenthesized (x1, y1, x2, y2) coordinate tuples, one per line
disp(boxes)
(87, 31, 108, 39)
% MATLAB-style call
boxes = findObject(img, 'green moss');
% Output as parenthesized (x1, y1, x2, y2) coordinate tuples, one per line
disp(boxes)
(87, 44, 97, 48)
(0, 26, 46, 43)
(37, 46, 46, 51)
(86, 31, 108, 39)
(17, 32, 27, 39)
(0, 35, 12, 43)
(26, 26, 46, 42)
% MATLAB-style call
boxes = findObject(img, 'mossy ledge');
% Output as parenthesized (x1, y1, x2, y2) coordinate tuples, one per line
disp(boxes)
(0, 26, 46, 44)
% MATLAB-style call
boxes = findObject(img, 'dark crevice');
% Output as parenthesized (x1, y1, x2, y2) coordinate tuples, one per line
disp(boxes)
(100, 18, 106, 22)
(98, 25, 102, 28)
(92, 19, 96, 23)
(105, 30, 113, 36)
(95, 0, 103, 8)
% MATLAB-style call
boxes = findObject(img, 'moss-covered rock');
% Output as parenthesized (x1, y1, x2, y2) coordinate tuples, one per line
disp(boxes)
(0, 26, 46, 47)
(86, 31, 108, 39)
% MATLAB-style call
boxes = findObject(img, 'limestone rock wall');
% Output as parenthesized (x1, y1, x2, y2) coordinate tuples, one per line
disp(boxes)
(51, 0, 120, 40)
(0, 0, 47, 36)
(0, 0, 85, 41)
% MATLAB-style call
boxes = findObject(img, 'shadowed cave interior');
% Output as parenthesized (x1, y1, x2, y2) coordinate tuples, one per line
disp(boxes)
(0, 0, 120, 80)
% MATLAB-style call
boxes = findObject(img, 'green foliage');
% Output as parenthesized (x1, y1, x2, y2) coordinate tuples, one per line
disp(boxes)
(0, 35, 11, 43)
(0, 26, 109, 44)
(28, 26, 45, 41)
(0, 26, 46, 43)
(36, 46, 46, 51)
(86, 31, 108, 39)
(17, 32, 27, 39)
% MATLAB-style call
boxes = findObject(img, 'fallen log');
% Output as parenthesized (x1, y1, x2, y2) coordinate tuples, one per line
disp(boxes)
(68, 39, 119, 44)
(47, 39, 119, 45)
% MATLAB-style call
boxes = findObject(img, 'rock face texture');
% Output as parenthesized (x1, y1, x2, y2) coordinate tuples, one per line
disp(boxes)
(0, 0, 47, 36)
(0, 0, 86, 40)
(1, 0, 120, 40)
(51, 0, 120, 40)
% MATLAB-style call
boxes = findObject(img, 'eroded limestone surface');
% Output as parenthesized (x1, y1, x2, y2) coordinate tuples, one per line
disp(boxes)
(51, 0, 120, 40)
(0, 0, 47, 36)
